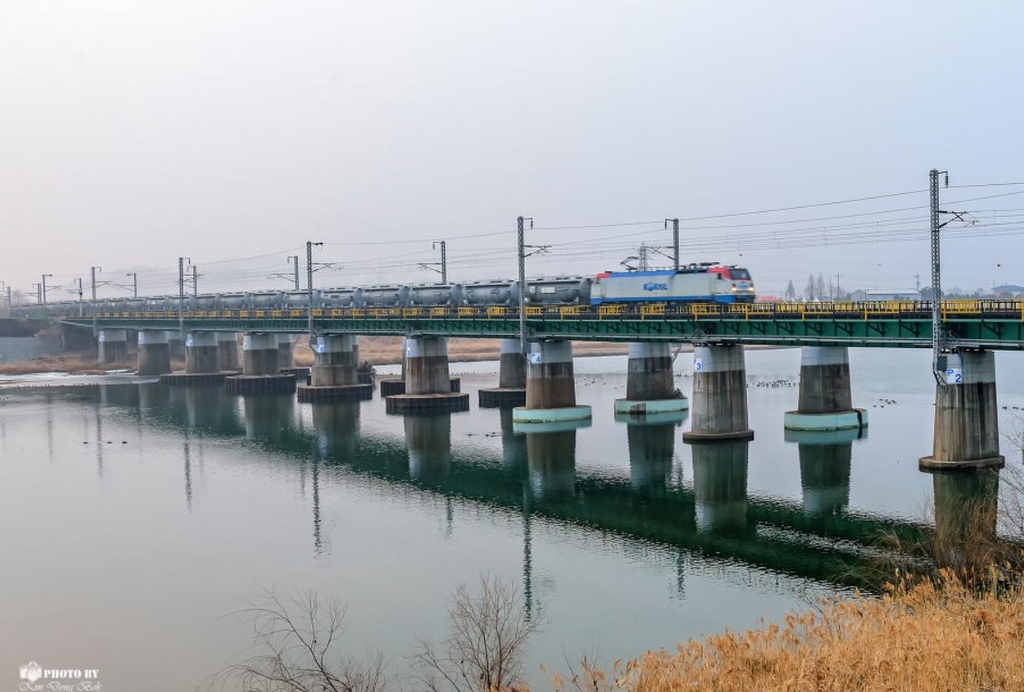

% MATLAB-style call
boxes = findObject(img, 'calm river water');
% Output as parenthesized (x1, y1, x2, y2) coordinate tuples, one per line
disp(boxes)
(2, 347, 1023, 689)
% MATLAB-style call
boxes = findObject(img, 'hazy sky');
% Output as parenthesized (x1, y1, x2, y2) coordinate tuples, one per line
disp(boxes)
(3, 1, 1024, 300)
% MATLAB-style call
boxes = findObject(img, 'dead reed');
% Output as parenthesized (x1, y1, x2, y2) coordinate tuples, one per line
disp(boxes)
(557, 569, 1024, 691)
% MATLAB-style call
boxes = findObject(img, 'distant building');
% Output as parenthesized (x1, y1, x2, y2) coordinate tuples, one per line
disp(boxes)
(849, 289, 920, 302)
(993, 284, 1024, 298)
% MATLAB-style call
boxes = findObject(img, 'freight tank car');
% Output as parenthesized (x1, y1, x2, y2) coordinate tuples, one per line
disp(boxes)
(590, 264, 755, 305)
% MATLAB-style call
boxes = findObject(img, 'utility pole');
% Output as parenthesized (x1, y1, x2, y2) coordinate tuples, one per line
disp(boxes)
(178, 256, 189, 338)
(306, 241, 323, 343)
(930, 169, 945, 384)
(835, 271, 841, 300)
(914, 272, 921, 292)
(126, 272, 138, 298)
(517, 216, 534, 355)
(6, 286, 11, 310)
(35, 283, 42, 305)
(664, 218, 680, 270)
(433, 241, 447, 284)
(41, 274, 52, 309)
(90, 266, 101, 301)
(191, 265, 198, 296)
(289, 255, 300, 290)
(76, 278, 84, 317)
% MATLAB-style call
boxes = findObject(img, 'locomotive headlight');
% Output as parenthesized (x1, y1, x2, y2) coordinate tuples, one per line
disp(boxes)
(731, 286, 738, 292)
(748, 284, 755, 292)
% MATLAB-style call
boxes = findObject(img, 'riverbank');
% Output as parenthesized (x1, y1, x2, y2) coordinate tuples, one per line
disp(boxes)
(593, 573, 1024, 690)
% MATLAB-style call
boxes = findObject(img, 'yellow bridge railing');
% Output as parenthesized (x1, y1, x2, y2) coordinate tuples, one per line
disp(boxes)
(81, 299, 1024, 322)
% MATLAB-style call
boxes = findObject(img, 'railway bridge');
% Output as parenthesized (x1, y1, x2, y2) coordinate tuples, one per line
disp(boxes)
(50, 298, 1024, 472)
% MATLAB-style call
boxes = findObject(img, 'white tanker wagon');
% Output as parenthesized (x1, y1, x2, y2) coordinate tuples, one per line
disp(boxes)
(591, 264, 756, 305)
(21, 268, 755, 317)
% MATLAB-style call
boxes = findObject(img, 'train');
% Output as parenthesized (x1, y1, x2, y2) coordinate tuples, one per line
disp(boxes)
(19, 263, 755, 316)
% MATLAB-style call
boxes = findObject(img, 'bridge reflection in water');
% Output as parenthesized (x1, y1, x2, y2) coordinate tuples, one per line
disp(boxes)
(65, 382, 1009, 595)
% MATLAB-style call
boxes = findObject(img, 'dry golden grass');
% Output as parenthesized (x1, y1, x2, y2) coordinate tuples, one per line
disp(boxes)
(0, 356, 184, 376)
(555, 570, 1024, 692)
(0, 356, 130, 375)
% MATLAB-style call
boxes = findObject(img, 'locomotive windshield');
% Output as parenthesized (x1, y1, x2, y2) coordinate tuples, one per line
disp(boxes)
(729, 268, 751, 280)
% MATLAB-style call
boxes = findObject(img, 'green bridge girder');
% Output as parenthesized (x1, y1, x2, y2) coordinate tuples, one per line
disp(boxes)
(61, 313, 1024, 349)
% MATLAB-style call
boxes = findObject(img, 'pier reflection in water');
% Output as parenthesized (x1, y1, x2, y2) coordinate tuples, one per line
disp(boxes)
(624, 413, 686, 496)
(932, 468, 1001, 572)
(405, 413, 452, 481)
(527, 429, 577, 502)
(313, 400, 361, 462)
(244, 393, 296, 444)
(691, 440, 750, 537)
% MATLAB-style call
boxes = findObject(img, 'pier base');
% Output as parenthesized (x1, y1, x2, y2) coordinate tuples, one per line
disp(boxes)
(161, 372, 229, 386)
(226, 374, 297, 395)
(920, 350, 1005, 470)
(381, 377, 460, 397)
(298, 383, 373, 402)
(683, 344, 753, 442)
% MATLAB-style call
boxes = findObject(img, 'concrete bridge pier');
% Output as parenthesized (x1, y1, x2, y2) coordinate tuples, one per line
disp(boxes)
(380, 337, 461, 397)
(97, 329, 128, 365)
(225, 334, 297, 395)
(919, 350, 1004, 470)
(386, 336, 469, 413)
(512, 340, 592, 430)
(479, 338, 527, 407)
(405, 412, 452, 480)
(298, 334, 372, 402)
(161, 331, 228, 385)
(527, 429, 577, 502)
(615, 342, 688, 417)
(216, 332, 240, 372)
(784, 347, 867, 432)
(691, 439, 751, 536)
(137, 330, 171, 376)
(185, 332, 220, 373)
(277, 334, 294, 370)
(682, 344, 753, 443)
(166, 331, 185, 361)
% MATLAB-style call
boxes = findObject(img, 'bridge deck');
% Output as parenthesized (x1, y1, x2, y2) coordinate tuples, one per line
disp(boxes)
(56, 299, 1024, 348)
